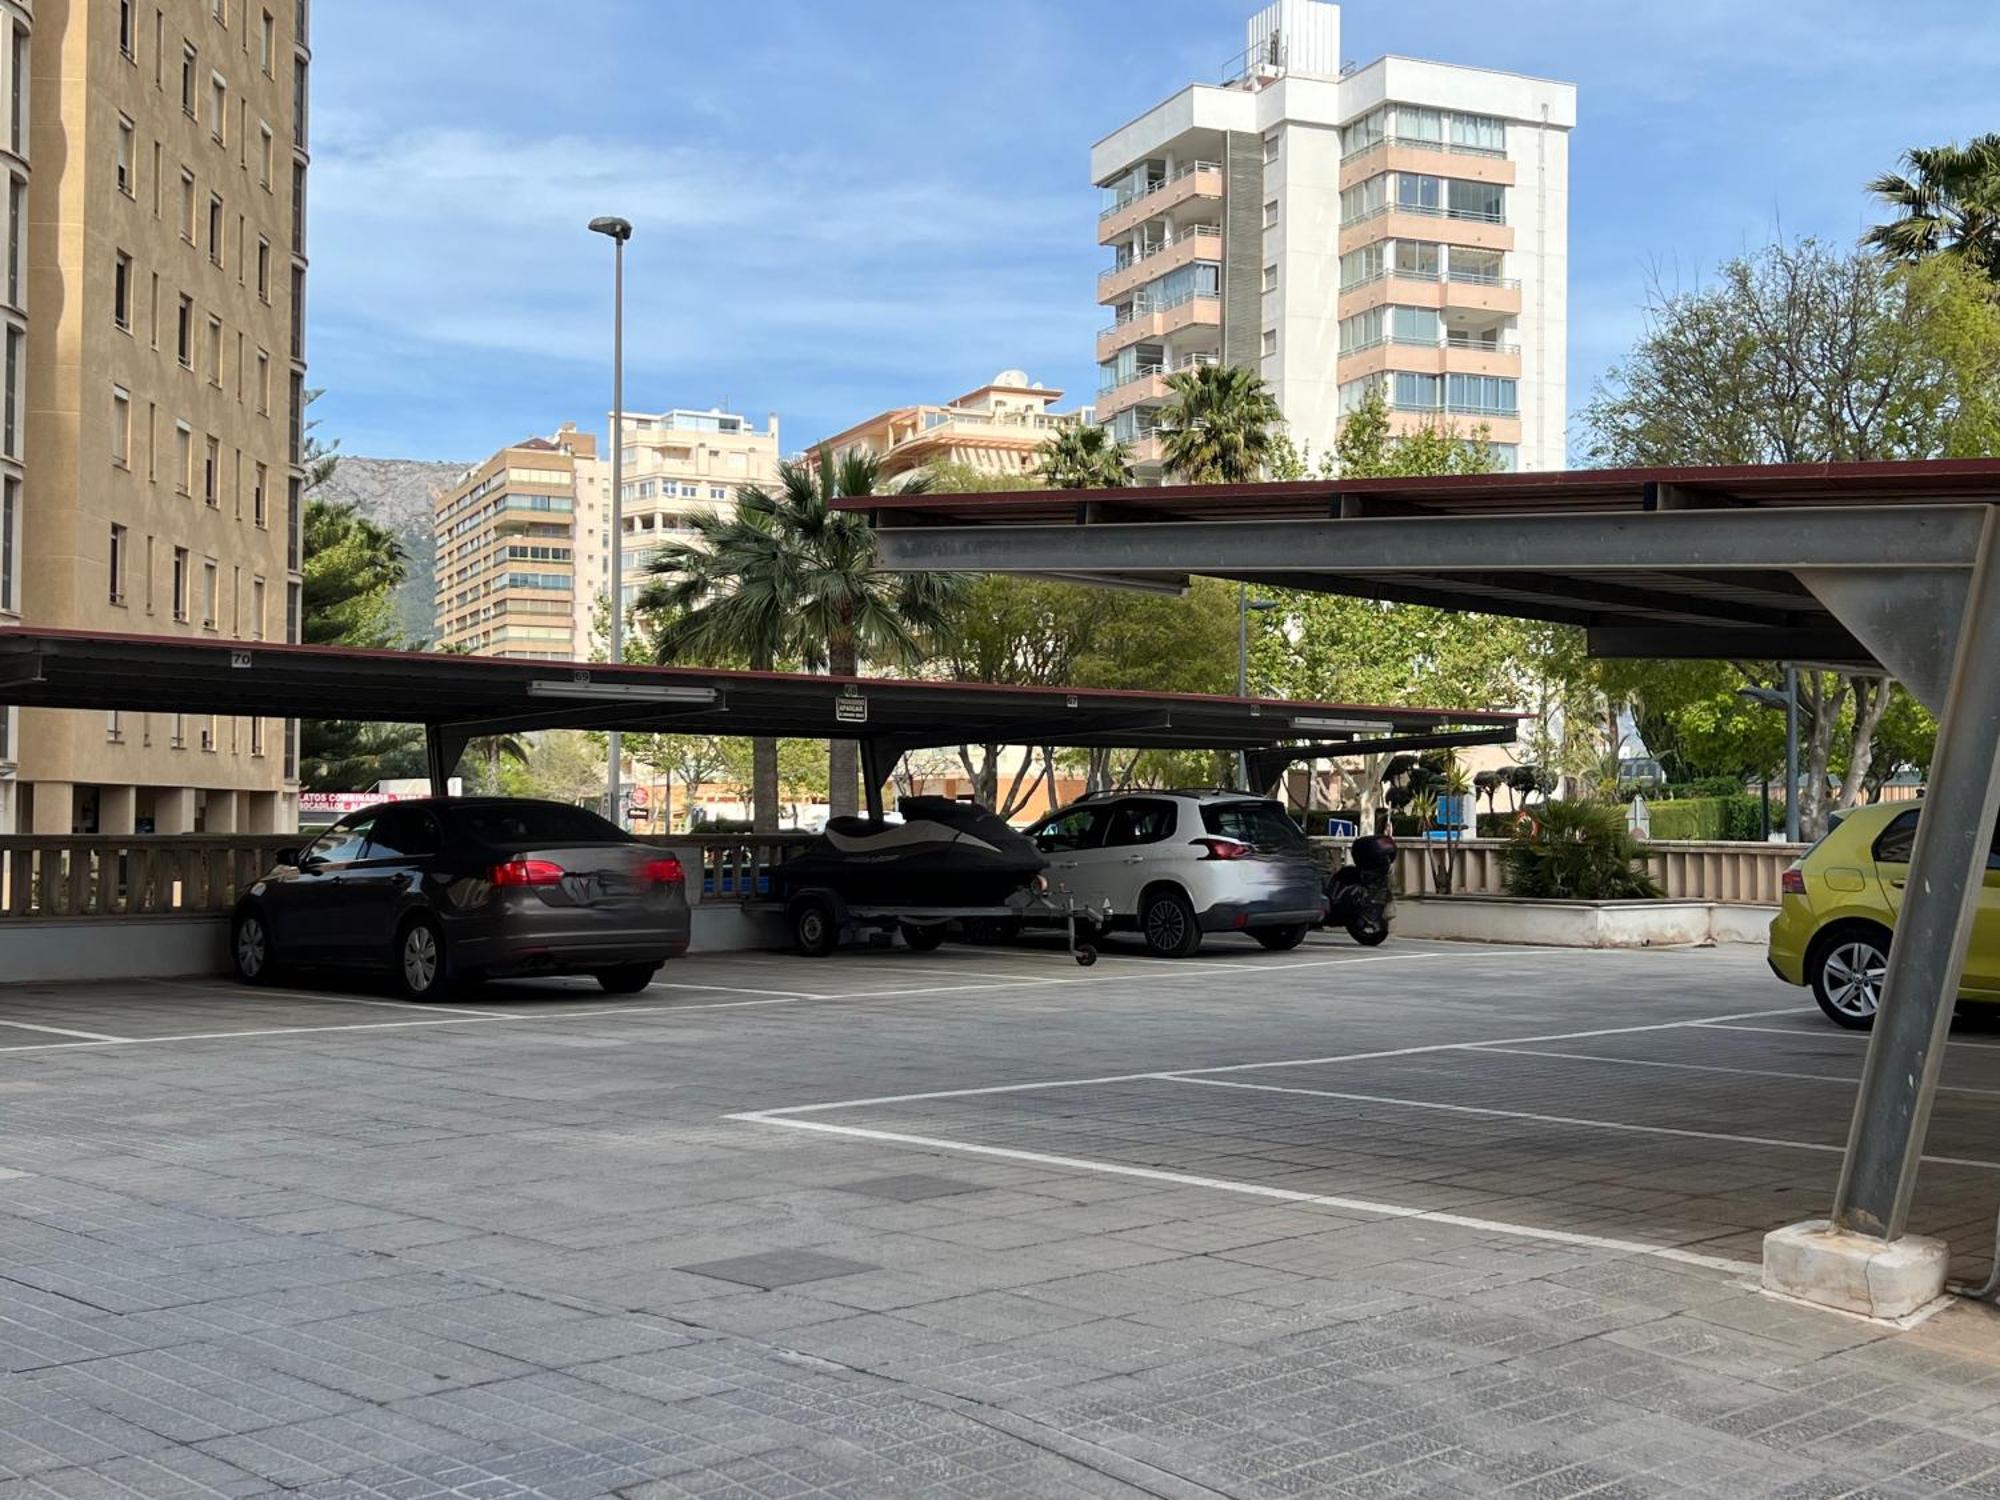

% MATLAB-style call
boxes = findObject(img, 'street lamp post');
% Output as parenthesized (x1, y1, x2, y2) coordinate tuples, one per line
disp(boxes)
(588, 215, 633, 827)
(1236, 584, 1279, 789)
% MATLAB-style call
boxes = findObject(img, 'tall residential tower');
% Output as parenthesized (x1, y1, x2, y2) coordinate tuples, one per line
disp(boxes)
(1093, 0, 1572, 479)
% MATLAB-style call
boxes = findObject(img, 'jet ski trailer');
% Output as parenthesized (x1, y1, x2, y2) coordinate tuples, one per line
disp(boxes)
(776, 797, 1105, 963)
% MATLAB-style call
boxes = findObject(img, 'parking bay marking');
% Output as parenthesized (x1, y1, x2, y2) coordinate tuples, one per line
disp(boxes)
(1163, 1074, 2000, 1171)
(0, 1019, 132, 1042)
(1475, 1043, 2000, 1099)
(1697, 1021, 2000, 1051)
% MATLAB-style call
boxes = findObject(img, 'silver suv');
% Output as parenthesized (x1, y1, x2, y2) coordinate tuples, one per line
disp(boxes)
(1029, 791, 1325, 957)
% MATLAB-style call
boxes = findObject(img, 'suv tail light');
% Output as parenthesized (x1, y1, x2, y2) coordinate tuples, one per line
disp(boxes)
(1781, 868, 1806, 896)
(643, 856, 685, 885)
(1193, 837, 1253, 861)
(492, 858, 565, 887)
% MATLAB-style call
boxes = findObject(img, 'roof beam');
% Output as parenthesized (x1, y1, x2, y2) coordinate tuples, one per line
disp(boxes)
(1585, 625, 1870, 662)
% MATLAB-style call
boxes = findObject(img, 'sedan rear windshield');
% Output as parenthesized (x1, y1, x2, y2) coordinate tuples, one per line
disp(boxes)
(454, 804, 626, 846)
(1201, 800, 1310, 852)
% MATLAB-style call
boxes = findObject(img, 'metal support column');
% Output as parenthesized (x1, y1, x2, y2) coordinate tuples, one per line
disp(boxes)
(424, 725, 469, 799)
(1831, 512, 2000, 1238)
(1783, 665, 1800, 843)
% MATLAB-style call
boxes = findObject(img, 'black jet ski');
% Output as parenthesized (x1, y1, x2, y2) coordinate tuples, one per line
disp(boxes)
(779, 797, 1047, 908)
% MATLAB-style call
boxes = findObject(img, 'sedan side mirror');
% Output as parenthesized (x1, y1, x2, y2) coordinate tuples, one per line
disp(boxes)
(272, 846, 301, 868)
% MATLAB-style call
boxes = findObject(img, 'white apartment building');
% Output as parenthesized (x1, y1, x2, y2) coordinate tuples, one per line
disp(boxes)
(1093, 0, 1573, 479)
(611, 408, 779, 629)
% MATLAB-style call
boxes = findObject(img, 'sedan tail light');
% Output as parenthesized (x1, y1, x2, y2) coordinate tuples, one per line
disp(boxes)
(1781, 868, 1806, 896)
(1193, 837, 1253, 861)
(492, 858, 565, 887)
(643, 856, 685, 886)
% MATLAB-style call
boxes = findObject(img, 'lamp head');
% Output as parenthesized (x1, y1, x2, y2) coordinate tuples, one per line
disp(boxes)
(588, 216, 634, 242)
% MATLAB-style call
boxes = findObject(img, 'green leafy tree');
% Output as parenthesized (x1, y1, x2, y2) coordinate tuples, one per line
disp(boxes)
(1866, 135, 2000, 280)
(1584, 239, 2000, 832)
(297, 499, 424, 789)
(498, 729, 605, 809)
(1333, 386, 1502, 478)
(639, 451, 961, 822)
(1033, 423, 1132, 489)
(1155, 363, 1284, 483)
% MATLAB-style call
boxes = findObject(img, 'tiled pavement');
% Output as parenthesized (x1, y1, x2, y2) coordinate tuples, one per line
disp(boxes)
(0, 937, 1997, 1497)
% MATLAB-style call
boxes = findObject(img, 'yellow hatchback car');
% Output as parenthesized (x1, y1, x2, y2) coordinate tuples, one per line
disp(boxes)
(1769, 800, 2000, 1029)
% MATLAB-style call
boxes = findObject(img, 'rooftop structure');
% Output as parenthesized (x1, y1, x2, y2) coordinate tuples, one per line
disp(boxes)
(815, 371, 1078, 482)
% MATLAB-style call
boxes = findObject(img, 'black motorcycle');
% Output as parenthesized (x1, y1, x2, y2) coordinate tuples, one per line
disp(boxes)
(1326, 833, 1395, 946)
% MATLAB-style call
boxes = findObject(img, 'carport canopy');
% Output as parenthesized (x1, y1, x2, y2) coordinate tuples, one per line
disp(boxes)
(0, 627, 1522, 819)
(846, 456, 2000, 1301)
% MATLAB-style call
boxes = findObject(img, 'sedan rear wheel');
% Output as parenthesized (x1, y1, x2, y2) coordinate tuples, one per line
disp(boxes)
(595, 963, 658, 995)
(1810, 928, 1888, 1029)
(395, 915, 455, 1001)
(231, 910, 275, 985)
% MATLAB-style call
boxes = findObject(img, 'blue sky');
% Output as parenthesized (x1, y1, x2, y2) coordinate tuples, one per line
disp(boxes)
(309, 0, 2000, 464)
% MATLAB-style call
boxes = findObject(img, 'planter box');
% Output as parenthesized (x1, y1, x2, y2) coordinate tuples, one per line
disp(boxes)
(1393, 893, 1775, 949)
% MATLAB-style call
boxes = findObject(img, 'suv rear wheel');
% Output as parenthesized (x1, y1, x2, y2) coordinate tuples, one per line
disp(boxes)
(1140, 886, 1202, 959)
(1808, 924, 1890, 1029)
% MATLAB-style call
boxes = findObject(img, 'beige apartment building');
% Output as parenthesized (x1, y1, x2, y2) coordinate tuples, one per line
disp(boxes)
(1095, 0, 1572, 479)
(613, 407, 778, 628)
(0, 0, 311, 836)
(815, 373, 1076, 483)
(433, 425, 602, 661)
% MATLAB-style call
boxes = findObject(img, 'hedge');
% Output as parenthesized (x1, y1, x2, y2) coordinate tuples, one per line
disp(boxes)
(1642, 795, 1776, 841)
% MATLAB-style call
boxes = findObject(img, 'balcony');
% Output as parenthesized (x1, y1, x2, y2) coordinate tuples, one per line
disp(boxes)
(1382, 406, 1522, 445)
(1335, 334, 1521, 381)
(1339, 267, 1524, 319)
(1338, 137, 1514, 193)
(1097, 225, 1222, 303)
(1098, 161, 1223, 244)
(1097, 292, 1222, 362)
(1339, 208, 1513, 258)
(1095, 352, 1220, 418)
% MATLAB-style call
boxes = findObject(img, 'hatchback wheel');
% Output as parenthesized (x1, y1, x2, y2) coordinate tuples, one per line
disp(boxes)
(231, 910, 276, 985)
(395, 915, 454, 1000)
(1140, 888, 1202, 959)
(1810, 927, 1888, 1029)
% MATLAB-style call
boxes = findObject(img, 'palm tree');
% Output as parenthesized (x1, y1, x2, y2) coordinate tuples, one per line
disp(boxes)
(1034, 423, 1133, 489)
(1154, 363, 1285, 483)
(640, 451, 959, 823)
(1865, 135, 2000, 280)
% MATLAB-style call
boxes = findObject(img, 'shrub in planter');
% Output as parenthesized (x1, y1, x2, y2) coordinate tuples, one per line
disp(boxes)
(1503, 799, 1663, 901)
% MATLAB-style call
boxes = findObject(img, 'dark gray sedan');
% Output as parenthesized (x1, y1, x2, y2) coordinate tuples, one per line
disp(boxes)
(231, 798, 691, 998)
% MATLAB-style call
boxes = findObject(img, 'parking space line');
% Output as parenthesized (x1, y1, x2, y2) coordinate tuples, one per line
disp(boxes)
(746, 1007, 1808, 1117)
(0, 1018, 132, 1041)
(1698, 1021, 2000, 1051)
(729, 1112, 1755, 1276)
(1475, 1044, 2000, 1099)
(1165, 1075, 2000, 1171)
(151, 980, 524, 1019)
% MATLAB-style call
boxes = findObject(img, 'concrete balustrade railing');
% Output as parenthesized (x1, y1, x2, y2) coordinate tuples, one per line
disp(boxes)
(1376, 836, 1810, 905)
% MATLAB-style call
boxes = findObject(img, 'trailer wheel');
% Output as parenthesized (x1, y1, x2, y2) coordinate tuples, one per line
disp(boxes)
(1074, 943, 1098, 967)
(792, 897, 839, 958)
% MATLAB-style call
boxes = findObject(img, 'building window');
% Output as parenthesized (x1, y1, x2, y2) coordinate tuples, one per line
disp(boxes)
(6, 176, 18, 308)
(1262, 199, 1279, 228)
(174, 422, 191, 493)
(171, 712, 185, 748)
(291, 161, 305, 255)
(117, 117, 137, 196)
(0, 474, 13, 614)
(9, 27, 24, 157)
(250, 716, 265, 757)
(255, 349, 269, 413)
(255, 236, 270, 300)
(207, 194, 223, 265)
(202, 558, 218, 627)
(112, 386, 132, 467)
(176, 293, 193, 365)
(1261, 264, 1277, 294)
(1262, 133, 1279, 165)
(1261, 328, 1277, 358)
(2, 324, 18, 460)
(180, 42, 197, 116)
(251, 576, 265, 638)
(179, 168, 196, 242)
(213, 0, 227, 25)
(208, 73, 226, 143)
(259, 9, 274, 74)
(258, 124, 273, 189)
(203, 434, 219, 505)
(109, 253, 138, 331)
(109, 524, 129, 604)
(207, 314, 222, 384)
(171, 546, 189, 619)
(252, 460, 267, 526)
(120, 0, 138, 59)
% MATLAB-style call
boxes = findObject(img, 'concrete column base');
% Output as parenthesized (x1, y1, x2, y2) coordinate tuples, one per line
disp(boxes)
(1762, 1219, 1948, 1320)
